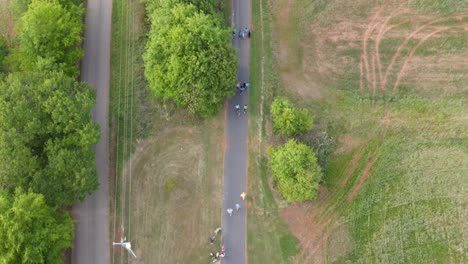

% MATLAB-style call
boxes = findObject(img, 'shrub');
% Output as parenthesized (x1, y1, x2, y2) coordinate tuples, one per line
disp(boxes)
(271, 97, 314, 136)
(267, 140, 322, 202)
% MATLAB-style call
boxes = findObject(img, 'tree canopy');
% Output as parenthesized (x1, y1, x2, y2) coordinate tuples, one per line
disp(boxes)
(16, 0, 84, 76)
(146, 0, 217, 14)
(271, 97, 314, 136)
(0, 189, 73, 264)
(268, 140, 322, 202)
(143, 3, 237, 117)
(0, 71, 100, 207)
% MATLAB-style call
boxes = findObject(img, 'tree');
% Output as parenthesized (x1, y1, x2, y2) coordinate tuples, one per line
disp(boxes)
(16, 0, 84, 77)
(271, 97, 314, 136)
(0, 37, 8, 72)
(146, 0, 217, 15)
(0, 71, 100, 207)
(144, 3, 237, 117)
(268, 140, 322, 202)
(0, 189, 73, 264)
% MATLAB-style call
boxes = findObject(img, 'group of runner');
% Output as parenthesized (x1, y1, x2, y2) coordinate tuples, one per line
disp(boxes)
(209, 231, 226, 263)
(232, 27, 251, 39)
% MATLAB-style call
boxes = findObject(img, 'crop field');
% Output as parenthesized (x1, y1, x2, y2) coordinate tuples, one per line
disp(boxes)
(250, 0, 467, 263)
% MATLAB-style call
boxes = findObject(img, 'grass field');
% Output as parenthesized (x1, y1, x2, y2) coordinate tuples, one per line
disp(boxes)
(246, 0, 301, 263)
(109, 0, 226, 262)
(249, 0, 468, 263)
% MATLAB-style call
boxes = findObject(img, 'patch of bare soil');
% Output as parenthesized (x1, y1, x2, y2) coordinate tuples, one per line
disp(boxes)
(348, 151, 377, 201)
(335, 134, 361, 154)
(0, 0, 15, 43)
(280, 184, 352, 263)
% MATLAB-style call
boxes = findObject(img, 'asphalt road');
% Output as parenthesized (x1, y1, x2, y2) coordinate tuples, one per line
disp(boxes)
(221, 0, 251, 263)
(72, 0, 112, 262)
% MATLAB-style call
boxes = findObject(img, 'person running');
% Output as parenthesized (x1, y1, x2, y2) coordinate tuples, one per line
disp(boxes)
(235, 104, 240, 116)
(227, 208, 233, 216)
(245, 82, 250, 90)
(235, 203, 241, 211)
(243, 105, 248, 115)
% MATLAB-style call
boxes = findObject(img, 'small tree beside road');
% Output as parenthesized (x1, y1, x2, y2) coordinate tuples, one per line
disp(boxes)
(271, 97, 313, 136)
(268, 139, 322, 202)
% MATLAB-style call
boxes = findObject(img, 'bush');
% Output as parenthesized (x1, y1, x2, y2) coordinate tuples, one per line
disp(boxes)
(300, 131, 336, 170)
(271, 97, 314, 136)
(267, 140, 322, 202)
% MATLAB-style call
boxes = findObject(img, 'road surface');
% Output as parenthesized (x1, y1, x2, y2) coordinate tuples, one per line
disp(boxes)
(72, 0, 112, 263)
(222, 0, 251, 263)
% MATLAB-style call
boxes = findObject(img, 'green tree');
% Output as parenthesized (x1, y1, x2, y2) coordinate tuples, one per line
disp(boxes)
(144, 3, 237, 117)
(0, 71, 100, 207)
(16, 0, 84, 77)
(146, 0, 216, 14)
(268, 140, 322, 202)
(0, 37, 8, 72)
(0, 189, 73, 264)
(271, 97, 314, 136)
(9, 0, 32, 19)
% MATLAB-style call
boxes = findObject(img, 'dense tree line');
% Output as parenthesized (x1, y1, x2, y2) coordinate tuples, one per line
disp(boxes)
(0, 0, 98, 262)
(144, 0, 237, 117)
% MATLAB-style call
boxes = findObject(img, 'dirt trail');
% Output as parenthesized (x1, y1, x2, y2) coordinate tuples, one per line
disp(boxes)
(360, 1, 390, 92)
(391, 27, 450, 96)
(348, 151, 378, 201)
(374, 3, 408, 92)
(381, 15, 462, 92)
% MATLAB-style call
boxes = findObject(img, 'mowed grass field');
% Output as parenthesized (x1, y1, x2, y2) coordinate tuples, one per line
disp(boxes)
(109, 0, 225, 262)
(249, 0, 467, 263)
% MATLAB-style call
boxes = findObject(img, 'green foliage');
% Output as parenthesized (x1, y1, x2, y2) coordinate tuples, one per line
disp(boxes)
(279, 234, 300, 262)
(0, 189, 73, 264)
(143, 3, 237, 117)
(145, 0, 217, 14)
(16, 0, 84, 77)
(0, 37, 8, 72)
(9, 0, 32, 19)
(300, 131, 336, 170)
(271, 97, 314, 136)
(164, 178, 177, 193)
(267, 140, 323, 202)
(0, 71, 100, 207)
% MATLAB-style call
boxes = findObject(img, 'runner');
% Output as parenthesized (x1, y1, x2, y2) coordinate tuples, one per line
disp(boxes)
(235, 104, 241, 116)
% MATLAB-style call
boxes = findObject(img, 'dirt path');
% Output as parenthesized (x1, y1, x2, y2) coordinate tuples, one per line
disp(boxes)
(348, 151, 378, 201)
(374, 4, 408, 93)
(360, 1, 389, 93)
(391, 27, 450, 96)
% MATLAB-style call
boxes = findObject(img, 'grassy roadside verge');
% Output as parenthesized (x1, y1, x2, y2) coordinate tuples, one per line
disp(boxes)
(109, 0, 228, 263)
(247, 0, 299, 263)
